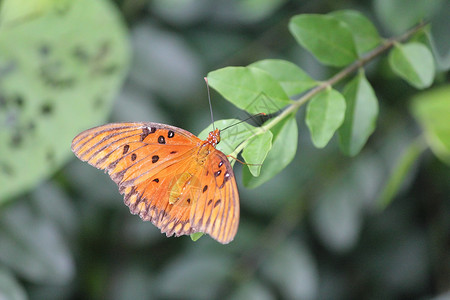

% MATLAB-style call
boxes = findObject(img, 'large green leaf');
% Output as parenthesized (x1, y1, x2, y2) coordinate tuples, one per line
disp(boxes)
(249, 59, 318, 97)
(388, 42, 435, 89)
(207, 66, 291, 114)
(329, 10, 382, 55)
(338, 72, 379, 156)
(306, 89, 346, 148)
(0, 203, 74, 284)
(411, 85, 450, 165)
(243, 116, 297, 188)
(289, 14, 358, 67)
(0, 0, 130, 203)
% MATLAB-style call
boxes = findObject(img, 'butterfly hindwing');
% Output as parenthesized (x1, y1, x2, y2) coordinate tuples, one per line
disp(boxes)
(190, 150, 239, 244)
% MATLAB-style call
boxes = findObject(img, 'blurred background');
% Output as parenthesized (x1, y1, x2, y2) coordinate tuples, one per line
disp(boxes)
(0, 0, 449, 299)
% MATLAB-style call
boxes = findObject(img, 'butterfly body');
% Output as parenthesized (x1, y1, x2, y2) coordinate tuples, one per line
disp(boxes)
(71, 123, 239, 244)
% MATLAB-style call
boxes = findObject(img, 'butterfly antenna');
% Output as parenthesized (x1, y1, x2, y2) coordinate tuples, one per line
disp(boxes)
(221, 113, 267, 132)
(204, 77, 215, 131)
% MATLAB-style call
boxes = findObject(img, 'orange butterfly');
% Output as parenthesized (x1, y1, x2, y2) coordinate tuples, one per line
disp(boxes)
(71, 122, 239, 244)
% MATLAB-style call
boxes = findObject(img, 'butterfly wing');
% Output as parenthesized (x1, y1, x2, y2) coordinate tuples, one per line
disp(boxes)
(190, 149, 239, 244)
(71, 122, 202, 237)
(72, 122, 239, 244)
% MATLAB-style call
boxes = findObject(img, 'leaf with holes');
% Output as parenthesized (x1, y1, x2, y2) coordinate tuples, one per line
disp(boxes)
(0, 0, 130, 203)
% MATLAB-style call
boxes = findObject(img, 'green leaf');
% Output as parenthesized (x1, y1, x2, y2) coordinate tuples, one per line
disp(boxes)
(0, 0, 130, 203)
(157, 252, 232, 299)
(306, 89, 346, 148)
(229, 279, 274, 300)
(190, 232, 204, 242)
(198, 119, 256, 157)
(311, 174, 364, 252)
(338, 72, 379, 156)
(249, 59, 318, 96)
(411, 85, 450, 165)
(329, 10, 382, 55)
(0, 267, 27, 300)
(261, 239, 318, 299)
(243, 116, 297, 188)
(374, 0, 442, 34)
(207, 67, 291, 114)
(0, 203, 74, 284)
(377, 138, 427, 209)
(0, 0, 71, 25)
(388, 42, 435, 89)
(289, 14, 358, 67)
(242, 130, 273, 176)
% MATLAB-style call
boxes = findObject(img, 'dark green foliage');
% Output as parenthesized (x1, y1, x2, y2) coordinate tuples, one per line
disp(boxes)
(0, 0, 449, 299)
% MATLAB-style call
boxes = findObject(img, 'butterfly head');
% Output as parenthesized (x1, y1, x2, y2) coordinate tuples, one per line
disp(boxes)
(207, 128, 221, 147)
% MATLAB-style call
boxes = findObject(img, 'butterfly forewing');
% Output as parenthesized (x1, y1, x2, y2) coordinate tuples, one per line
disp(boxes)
(71, 122, 240, 244)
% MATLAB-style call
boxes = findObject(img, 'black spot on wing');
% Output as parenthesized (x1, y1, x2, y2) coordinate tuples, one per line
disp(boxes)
(141, 127, 150, 141)
(123, 144, 129, 154)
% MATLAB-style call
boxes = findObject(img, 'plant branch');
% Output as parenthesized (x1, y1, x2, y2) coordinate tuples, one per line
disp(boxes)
(229, 21, 428, 158)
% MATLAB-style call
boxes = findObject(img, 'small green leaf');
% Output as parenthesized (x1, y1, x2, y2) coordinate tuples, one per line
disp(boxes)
(249, 59, 318, 96)
(242, 130, 273, 177)
(289, 14, 358, 67)
(411, 85, 450, 165)
(198, 119, 256, 157)
(190, 232, 204, 242)
(243, 116, 297, 188)
(338, 72, 379, 156)
(388, 42, 435, 89)
(207, 67, 291, 114)
(377, 138, 427, 209)
(306, 89, 346, 148)
(329, 10, 382, 55)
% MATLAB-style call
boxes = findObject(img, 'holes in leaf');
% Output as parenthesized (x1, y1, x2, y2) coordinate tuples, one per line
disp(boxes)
(14, 96, 24, 107)
(0, 162, 14, 176)
(39, 44, 51, 57)
(93, 97, 105, 110)
(46, 149, 55, 163)
(41, 103, 53, 115)
(10, 131, 23, 147)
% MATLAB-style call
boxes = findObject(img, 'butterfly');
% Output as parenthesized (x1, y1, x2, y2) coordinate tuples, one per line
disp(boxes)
(71, 122, 239, 244)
